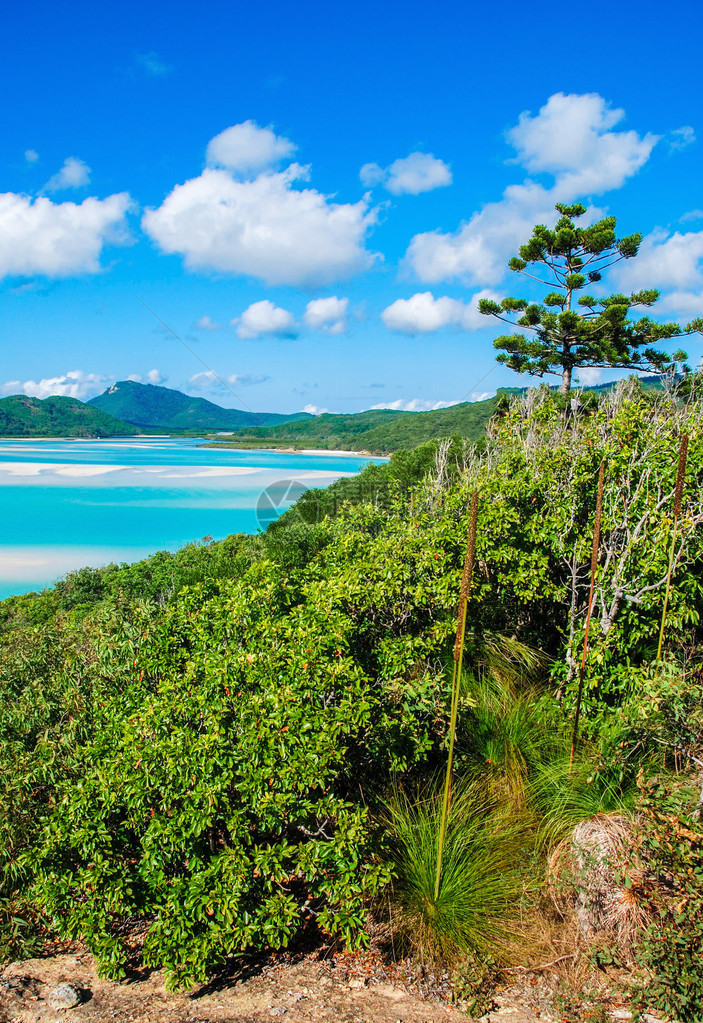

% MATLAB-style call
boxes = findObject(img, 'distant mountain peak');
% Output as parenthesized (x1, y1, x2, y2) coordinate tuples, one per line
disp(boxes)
(88, 380, 310, 431)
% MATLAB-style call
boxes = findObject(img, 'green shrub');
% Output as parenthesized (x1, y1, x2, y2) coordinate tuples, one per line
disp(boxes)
(633, 778, 703, 1023)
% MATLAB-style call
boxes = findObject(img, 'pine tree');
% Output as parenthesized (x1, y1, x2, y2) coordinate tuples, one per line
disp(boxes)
(478, 203, 702, 395)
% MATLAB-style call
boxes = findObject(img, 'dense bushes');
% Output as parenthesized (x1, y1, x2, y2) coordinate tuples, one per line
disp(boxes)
(633, 779, 703, 1023)
(1, 382, 702, 994)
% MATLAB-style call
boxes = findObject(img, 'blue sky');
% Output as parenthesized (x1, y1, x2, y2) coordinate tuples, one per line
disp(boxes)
(2, 0, 702, 414)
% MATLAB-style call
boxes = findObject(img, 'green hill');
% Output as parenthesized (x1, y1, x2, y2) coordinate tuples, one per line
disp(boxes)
(207, 395, 500, 454)
(88, 380, 312, 431)
(0, 394, 134, 438)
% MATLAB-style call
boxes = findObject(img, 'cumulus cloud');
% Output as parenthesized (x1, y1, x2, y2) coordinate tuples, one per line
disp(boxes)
(303, 296, 349, 334)
(206, 121, 296, 176)
(302, 404, 330, 415)
(368, 398, 461, 411)
(670, 126, 696, 151)
(405, 92, 658, 286)
(194, 314, 221, 331)
(146, 369, 166, 384)
(613, 227, 703, 319)
(360, 152, 452, 195)
(43, 157, 91, 193)
(381, 290, 495, 333)
(1, 369, 109, 400)
(188, 370, 270, 390)
(574, 367, 603, 386)
(143, 162, 378, 286)
(681, 209, 703, 223)
(234, 299, 296, 339)
(0, 191, 132, 280)
(127, 373, 143, 382)
(506, 92, 659, 196)
(615, 228, 703, 292)
(25, 149, 39, 164)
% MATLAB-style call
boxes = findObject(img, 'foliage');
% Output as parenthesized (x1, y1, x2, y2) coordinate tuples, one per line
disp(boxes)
(1, 381, 702, 986)
(88, 379, 308, 430)
(382, 781, 527, 961)
(0, 394, 133, 438)
(633, 778, 703, 1023)
(207, 396, 499, 453)
(478, 203, 702, 394)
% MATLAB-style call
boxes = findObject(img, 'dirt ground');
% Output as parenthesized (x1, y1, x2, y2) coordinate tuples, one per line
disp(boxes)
(0, 945, 586, 1023)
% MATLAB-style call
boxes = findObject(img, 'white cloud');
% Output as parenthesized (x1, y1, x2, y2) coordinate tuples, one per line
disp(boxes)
(194, 314, 221, 331)
(146, 369, 165, 385)
(404, 180, 557, 285)
(574, 367, 603, 386)
(360, 152, 452, 195)
(143, 163, 378, 286)
(188, 371, 218, 389)
(206, 121, 296, 176)
(470, 390, 494, 402)
(135, 51, 172, 76)
(43, 157, 91, 193)
(127, 373, 142, 382)
(615, 228, 703, 292)
(506, 92, 659, 196)
(25, 149, 39, 164)
(612, 227, 703, 319)
(670, 126, 696, 151)
(681, 209, 703, 223)
(302, 403, 329, 415)
(0, 191, 132, 280)
(359, 163, 385, 187)
(231, 373, 269, 386)
(303, 296, 349, 334)
(405, 92, 658, 286)
(188, 370, 269, 390)
(381, 290, 496, 333)
(234, 299, 296, 339)
(369, 398, 461, 411)
(1, 369, 109, 400)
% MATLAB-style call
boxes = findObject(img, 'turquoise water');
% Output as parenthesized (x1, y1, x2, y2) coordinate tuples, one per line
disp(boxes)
(0, 438, 382, 599)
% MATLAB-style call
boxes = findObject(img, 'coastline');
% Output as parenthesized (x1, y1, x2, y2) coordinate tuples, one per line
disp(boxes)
(201, 443, 390, 459)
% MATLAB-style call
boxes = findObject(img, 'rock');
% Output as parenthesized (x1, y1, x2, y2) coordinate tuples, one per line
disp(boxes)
(269, 1008, 288, 1017)
(375, 984, 405, 1001)
(47, 983, 82, 1010)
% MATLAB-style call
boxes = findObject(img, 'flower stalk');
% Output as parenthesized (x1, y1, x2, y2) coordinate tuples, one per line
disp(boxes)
(569, 460, 605, 771)
(434, 489, 479, 901)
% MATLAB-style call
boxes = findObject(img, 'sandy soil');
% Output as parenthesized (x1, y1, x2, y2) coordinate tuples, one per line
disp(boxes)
(0, 948, 474, 1023)
(0, 939, 646, 1023)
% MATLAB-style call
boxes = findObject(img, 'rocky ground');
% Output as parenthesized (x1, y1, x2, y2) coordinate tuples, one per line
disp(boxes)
(0, 944, 652, 1023)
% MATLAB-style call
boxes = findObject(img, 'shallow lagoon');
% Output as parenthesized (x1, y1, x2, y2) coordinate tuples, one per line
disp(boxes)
(0, 438, 382, 599)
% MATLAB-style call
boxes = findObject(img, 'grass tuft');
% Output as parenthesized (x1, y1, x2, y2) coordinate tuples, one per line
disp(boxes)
(383, 779, 529, 962)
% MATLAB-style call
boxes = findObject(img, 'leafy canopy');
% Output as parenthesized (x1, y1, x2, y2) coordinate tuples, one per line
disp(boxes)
(478, 203, 703, 394)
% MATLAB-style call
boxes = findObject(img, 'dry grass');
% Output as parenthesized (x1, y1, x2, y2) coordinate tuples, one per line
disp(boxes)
(547, 813, 651, 951)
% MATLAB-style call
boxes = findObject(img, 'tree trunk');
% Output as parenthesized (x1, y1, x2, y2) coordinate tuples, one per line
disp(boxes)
(559, 365, 572, 395)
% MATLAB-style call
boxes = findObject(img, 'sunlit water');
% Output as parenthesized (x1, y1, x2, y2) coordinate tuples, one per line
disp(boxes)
(0, 438, 383, 599)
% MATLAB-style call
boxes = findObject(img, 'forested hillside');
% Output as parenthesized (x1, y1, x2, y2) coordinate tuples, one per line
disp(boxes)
(2, 380, 702, 1018)
(0, 394, 134, 438)
(209, 394, 500, 453)
(89, 380, 311, 431)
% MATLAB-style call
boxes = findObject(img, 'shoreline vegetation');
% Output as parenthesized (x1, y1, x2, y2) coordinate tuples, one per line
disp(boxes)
(2, 378, 703, 1020)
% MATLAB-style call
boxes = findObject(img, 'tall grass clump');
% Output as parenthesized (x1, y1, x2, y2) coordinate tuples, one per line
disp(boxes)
(434, 490, 479, 900)
(383, 780, 527, 962)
